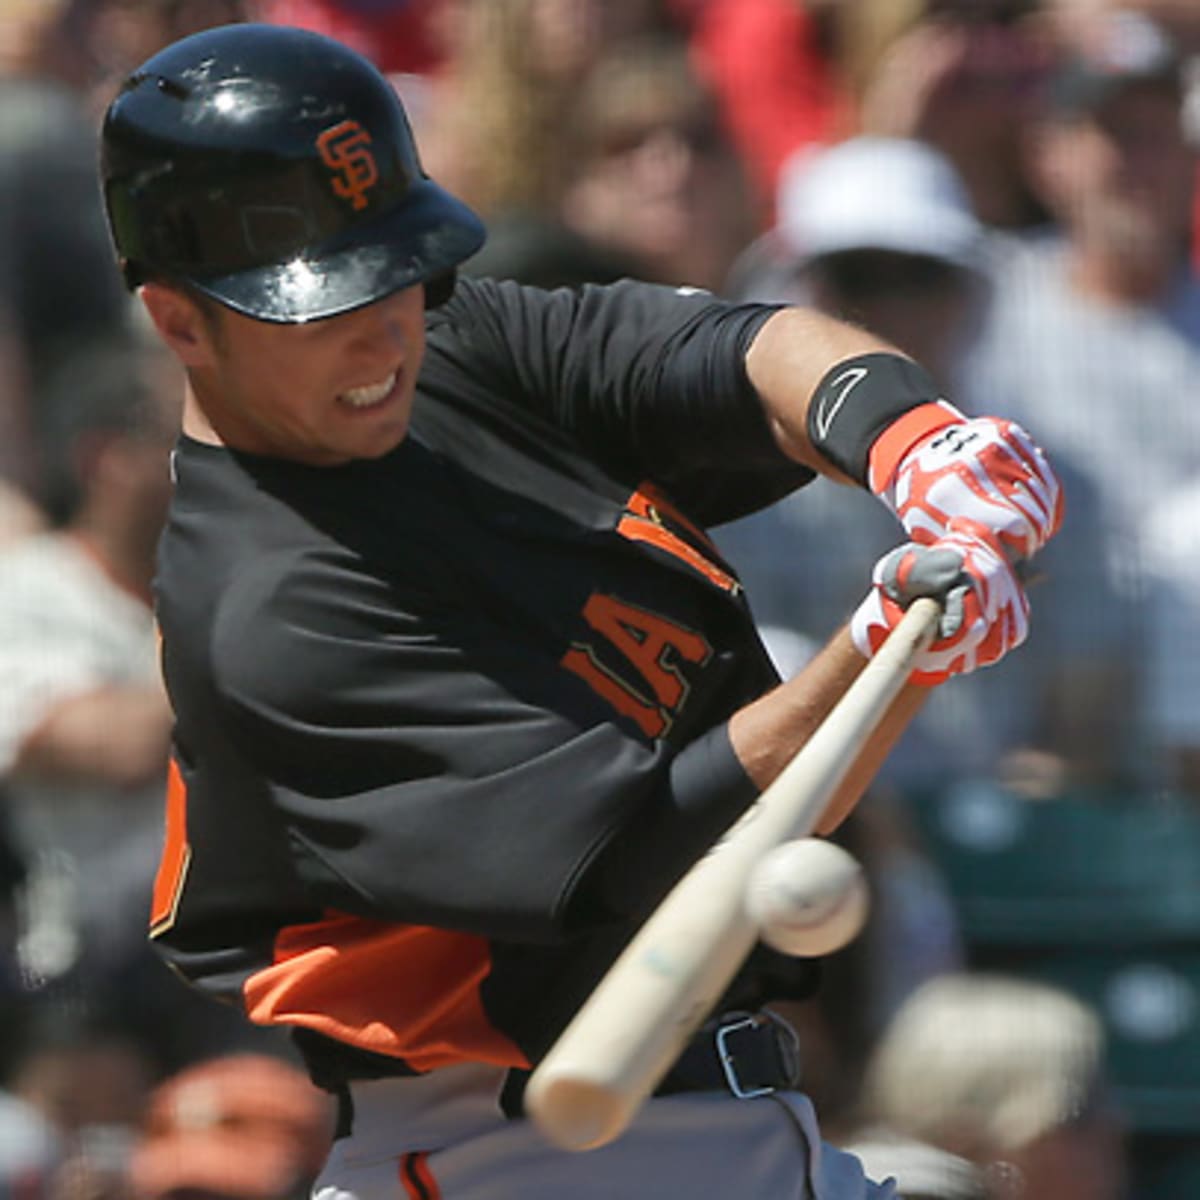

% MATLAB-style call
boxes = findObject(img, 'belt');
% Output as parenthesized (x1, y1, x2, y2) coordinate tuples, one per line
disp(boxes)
(332, 1009, 802, 1138)
(657, 1009, 802, 1099)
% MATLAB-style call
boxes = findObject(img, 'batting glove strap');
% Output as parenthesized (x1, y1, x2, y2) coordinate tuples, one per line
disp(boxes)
(851, 523, 1030, 686)
(873, 414, 1064, 562)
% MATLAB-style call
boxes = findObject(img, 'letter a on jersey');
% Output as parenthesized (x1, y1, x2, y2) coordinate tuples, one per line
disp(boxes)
(561, 594, 712, 737)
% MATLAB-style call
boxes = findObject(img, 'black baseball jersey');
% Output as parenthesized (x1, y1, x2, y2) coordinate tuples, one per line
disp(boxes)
(151, 277, 819, 1096)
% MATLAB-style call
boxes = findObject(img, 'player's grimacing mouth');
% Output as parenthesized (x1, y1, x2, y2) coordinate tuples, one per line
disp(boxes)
(337, 369, 400, 410)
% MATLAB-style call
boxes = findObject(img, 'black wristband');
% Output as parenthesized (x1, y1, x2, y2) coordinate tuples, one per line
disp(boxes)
(806, 352, 944, 486)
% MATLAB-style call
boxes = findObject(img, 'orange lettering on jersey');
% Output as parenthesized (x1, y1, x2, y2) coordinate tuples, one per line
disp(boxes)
(561, 643, 666, 738)
(582, 593, 710, 707)
(561, 594, 712, 737)
(149, 758, 192, 938)
(316, 120, 379, 210)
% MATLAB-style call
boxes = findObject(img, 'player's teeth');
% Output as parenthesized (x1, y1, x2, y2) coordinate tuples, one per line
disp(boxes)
(339, 371, 396, 407)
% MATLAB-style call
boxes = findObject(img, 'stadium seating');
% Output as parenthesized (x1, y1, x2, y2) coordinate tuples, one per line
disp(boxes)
(905, 781, 1200, 1137)
(907, 780, 1200, 944)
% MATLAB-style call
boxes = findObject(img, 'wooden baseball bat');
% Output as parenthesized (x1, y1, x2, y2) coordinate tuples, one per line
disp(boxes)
(525, 597, 941, 1151)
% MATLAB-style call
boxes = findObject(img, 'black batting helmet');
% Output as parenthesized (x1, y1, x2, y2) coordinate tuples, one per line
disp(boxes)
(100, 23, 485, 322)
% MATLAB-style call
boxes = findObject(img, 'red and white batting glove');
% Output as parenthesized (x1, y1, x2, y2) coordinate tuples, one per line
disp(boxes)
(868, 408, 1064, 561)
(850, 520, 1030, 686)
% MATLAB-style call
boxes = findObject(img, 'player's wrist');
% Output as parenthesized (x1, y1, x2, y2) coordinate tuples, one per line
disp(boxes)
(805, 351, 960, 487)
(865, 402, 966, 495)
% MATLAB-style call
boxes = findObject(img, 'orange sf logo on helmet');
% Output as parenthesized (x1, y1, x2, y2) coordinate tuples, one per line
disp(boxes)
(316, 120, 379, 210)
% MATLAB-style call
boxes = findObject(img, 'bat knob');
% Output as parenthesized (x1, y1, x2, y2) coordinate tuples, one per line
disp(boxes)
(525, 1070, 632, 1152)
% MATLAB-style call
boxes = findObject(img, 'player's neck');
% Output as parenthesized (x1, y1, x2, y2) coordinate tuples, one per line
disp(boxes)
(182, 381, 224, 447)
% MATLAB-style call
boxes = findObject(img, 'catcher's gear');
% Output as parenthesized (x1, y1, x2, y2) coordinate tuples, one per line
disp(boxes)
(100, 23, 485, 322)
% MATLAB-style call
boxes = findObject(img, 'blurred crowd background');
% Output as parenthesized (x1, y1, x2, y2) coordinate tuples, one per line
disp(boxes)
(2, 0, 1200, 1196)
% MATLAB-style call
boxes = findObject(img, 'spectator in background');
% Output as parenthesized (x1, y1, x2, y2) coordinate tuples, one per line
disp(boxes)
(689, 0, 1053, 231)
(736, 136, 988, 377)
(0, 0, 131, 518)
(254, 0, 448, 75)
(0, 1090, 62, 1200)
(8, 1024, 153, 1200)
(0, 340, 177, 1026)
(965, 5, 1200, 788)
(416, 0, 679, 286)
(1141, 482, 1200, 797)
(417, 0, 675, 220)
(129, 1055, 333, 1200)
(0, 323, 44, 547)
(849, 973, 1127, 1200)
(859, 0, 1053, 231)
(63, 0, 254, 117)
(687, 0, 856, 222)
(1050, 0, 1200, 56)
(557, 35, 757, 291)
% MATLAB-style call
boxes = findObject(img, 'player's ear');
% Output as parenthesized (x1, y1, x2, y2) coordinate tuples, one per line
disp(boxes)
(139, 282, 220, 368)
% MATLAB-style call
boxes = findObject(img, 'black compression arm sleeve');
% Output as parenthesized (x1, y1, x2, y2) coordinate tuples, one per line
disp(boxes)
(572, 723, 757, 923)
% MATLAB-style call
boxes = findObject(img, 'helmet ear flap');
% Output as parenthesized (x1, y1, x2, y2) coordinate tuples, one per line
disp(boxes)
(423, 271, 457, 310)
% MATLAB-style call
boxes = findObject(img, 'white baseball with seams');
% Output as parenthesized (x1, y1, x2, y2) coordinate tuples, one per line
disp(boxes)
(744, 838, 869, 957)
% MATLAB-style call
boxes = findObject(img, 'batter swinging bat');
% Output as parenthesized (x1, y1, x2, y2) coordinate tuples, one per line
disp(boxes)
(525, 597, 941, 1152)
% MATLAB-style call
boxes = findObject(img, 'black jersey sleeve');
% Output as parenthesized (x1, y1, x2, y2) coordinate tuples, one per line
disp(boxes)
(208, 548, 758, 944)
(425, 277, 814, 524)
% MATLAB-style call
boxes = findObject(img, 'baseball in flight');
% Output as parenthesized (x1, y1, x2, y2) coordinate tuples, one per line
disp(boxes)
(744, 838, 869, 957)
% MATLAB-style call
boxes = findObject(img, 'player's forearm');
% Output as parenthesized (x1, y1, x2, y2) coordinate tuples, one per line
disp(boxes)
(577, 628, 928, 923)
(728, 626, 929, 833)
(744, 307, 907, 481)
(15, 685, 173, 789)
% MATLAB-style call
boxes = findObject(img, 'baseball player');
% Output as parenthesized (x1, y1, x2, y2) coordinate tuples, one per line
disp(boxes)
(99, 24, 1061, 1200)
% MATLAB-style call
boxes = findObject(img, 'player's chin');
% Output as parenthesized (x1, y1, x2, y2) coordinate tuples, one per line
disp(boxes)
(354, 420, 411, 460)
(336, 402, 414, 460)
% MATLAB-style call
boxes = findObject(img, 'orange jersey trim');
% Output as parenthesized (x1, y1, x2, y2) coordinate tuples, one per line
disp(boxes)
(618, 514, 740, 593)
(149, 758, 192, 937)
(628, 484, 716, 551)
(243, 913, 528, 1073)
(619, 485, 739, 594)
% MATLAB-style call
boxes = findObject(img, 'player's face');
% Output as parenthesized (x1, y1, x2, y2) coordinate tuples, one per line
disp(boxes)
(190, 285, 427, 466)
